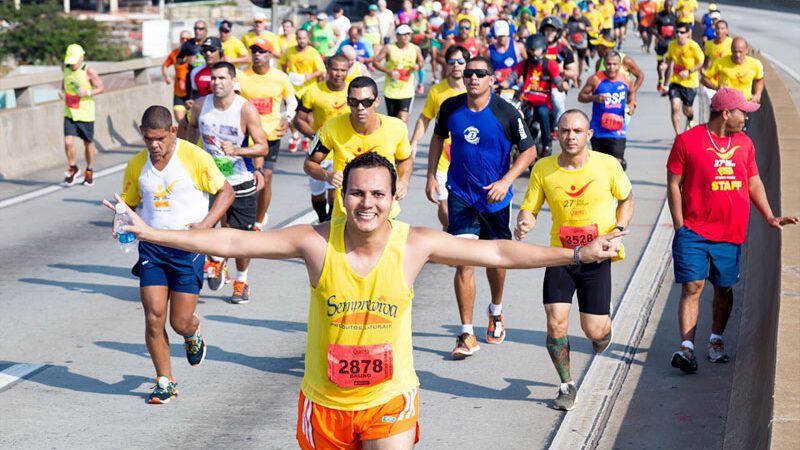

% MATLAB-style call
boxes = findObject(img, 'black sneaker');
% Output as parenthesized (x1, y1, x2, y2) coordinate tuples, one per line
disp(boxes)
(82, 168, 94, 186)
(148, 376, 178, 404)
(671, 346, 698, 373)
(707, 338, 729, 363)
(183, 329, 206, 367)
(63, 165, 80, 186)
(204, 258, 225, 291)
(554, 383, 578, 411)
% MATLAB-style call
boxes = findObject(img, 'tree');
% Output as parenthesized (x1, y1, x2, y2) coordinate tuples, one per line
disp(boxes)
(0, 1, 128, 65)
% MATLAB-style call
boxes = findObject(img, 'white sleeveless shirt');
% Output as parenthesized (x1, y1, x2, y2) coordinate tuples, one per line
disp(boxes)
(198, 94, 253, 187)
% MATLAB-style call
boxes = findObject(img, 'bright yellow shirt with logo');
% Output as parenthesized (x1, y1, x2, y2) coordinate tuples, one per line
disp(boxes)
(279, 33, 298, 53)
(667, 39, 704, 87)
(221, 36, 249, 62)
(238, 68, 295, 141)
(316, 113, 411, 217)
(301, 81, 350, 131)
(121, 139, 226, 229)
(384, 44, 419, 99)
(534, 0, 556, 16)
(676, 0, 697, 24)
(704, 37, 732, 69)
(301, 217, 418, 410)
(63, 64, 95, 122)
(241, 30, 282, 56)
(585, 10, 604, 37)
(599, 1, 615, 29)
(705, 56, 764, 100)
(422, 79, 465, 174)
(278, 45, 326, 97)
(520, 151, 631, 260)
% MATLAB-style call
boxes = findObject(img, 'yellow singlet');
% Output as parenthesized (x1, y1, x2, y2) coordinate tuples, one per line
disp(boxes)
(237, 68, 296, 140)
(384, 44, 419, 100)
(422, 79, 465, 174)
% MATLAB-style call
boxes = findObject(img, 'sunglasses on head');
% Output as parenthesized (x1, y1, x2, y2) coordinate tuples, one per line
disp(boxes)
(347, 97, 377, 108)
(464, 69, 491, 78)
(447, 58, 466, 65)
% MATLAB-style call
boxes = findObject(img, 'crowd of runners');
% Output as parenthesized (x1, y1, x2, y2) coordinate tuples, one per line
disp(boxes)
(50, 0, 799, 447)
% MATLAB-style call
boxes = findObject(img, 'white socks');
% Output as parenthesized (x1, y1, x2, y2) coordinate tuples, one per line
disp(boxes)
(710, 333, 723, 342)
(236, 269, 248, 282)
(461, 324, 474, 335)
(681, 340, 695, 351)
(489, 303, 502, 316)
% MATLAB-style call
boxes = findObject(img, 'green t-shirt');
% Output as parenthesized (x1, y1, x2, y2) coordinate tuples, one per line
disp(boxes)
(311, 23, 336, 56)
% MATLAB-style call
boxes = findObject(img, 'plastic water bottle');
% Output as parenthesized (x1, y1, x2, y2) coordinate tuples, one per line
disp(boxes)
(113, 202, 137, 253)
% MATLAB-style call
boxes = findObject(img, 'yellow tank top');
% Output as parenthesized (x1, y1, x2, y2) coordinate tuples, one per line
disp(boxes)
(63, 64, 95, 122)
(301, 217, 418, 410)
(384, 44, 418, 99)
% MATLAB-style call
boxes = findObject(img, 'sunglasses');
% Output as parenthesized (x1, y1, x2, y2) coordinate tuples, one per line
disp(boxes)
(251, 47, 271, 54)
(464, 69, 491, 78)
(447, 58, 466, 65)
(347, 97, 377, 108)
(677, 29, 690, 34)
(202, 47, 218, 53)
(460, 26, 471, 30)
(194, 27, 206, 30)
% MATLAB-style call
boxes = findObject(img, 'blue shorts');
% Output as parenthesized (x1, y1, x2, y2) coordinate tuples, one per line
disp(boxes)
(672, 226, 741, 287)
(446, 192, 512, 240)
(138, 241, 204, 294)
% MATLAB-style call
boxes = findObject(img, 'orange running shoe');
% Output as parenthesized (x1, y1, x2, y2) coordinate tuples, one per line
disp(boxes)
(230, 281, 250, 304)
(452, 333, 480, 359)
(486, 305, 506, 344)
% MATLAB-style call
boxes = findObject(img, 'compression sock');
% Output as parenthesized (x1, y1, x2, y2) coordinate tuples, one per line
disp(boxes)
(418, 69, 425, 86)
(546, 335, 572, 383)
(312, 198, 327, 222)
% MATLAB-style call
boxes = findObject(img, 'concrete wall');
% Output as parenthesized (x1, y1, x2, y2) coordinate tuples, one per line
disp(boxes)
(0, 82, 171, 180)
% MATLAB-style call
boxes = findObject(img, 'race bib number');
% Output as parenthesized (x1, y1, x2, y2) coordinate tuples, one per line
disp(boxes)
(394, 68, 411, 81)
(179, 79, 186, 92)
(213, 156, 234, 177)
(661, 25, 674, 37)
(250, 97, 274, 115)
(412, 34, 425, 44)
(327, 343, 393, 388)
(559, 224, 599, 249)
(570, 32, 584, 44)
(601, 113, 625, 131)
(65, 93, 81, 109)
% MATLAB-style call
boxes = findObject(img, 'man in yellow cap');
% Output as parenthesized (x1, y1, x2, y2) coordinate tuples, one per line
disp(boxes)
(61, 44, 105, 186)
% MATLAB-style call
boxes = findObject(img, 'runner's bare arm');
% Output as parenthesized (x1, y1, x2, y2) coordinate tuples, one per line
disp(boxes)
(616, 192, 634, 229)
(293, 109, 317, 138)
(484, 144, 536, 203)
(666, 171, 684, 230)
(514, 209, 539, 241)
(184, 97, 204, 143)
(425, 134, 445, 204)
(371, 46, 391, 74)
(409, 115, 431, 159)
(752, 77, 765, 104)
(232, 102, 269, 157)
(396, 156, 413, 200)
(86, 67, 105, 96)
(625, 57, 645, 95)
(193, 181, 235, 229)
(577, 75, 599, 102)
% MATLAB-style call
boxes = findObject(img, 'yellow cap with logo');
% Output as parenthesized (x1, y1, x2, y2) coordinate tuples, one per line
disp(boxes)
(589, 36, 616, 48)
(64, 44, 85, 65)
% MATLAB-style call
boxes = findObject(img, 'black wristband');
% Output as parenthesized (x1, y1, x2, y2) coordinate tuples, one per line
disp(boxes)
(615, 225, 625, 232)
(574, 246, 583, 265)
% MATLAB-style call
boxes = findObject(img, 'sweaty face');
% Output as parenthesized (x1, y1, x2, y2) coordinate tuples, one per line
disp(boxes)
(343, 167, 394, 233)
(731, 40, 747, 64)
(349, 86, 378, 125)
(464, 61, 494, 96)
(557, 113, 592, 156)
(141, 126, 177, 161)
(328, 60, 349, 87)
(604, 55, 621, 78)
(210, 68, 234, 97)
(296, 31, 310, 48)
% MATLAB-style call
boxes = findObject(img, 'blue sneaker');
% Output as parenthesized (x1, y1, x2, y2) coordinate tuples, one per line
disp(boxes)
(148, 376, 178, 404)
(184, 328, 206, 367)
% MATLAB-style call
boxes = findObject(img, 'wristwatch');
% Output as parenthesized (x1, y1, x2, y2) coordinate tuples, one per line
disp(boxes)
(573, 246, 583, 266)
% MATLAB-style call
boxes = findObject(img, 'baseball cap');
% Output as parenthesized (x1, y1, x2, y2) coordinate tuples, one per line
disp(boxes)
(177, 40, 200, 59)
(317, 12, 328, 20)
(250, 38, 275, 54)
(416, 5, 427, 14)
(589, 36, 616, 48)
(369, 4, 378, 11)
(396, 24, 412, 35)
(464, 2, 473, 9)
(64, 44, 85, 65)
(708, 3, 718, 11)
(432, 1, 442, 12)
(493, 20, 510, 37)
(709, 11, 721, 20)
(219, 19, 233, 33)
(202, 37, 222, 51)
(253, 12, 267, 22)
(711, 88, 760, 113)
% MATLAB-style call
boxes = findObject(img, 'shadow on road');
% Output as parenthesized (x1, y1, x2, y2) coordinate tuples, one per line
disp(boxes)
(204, 315, 308, 334)
(48, 263, 133, 279)
(0, 361, 151, 399)
(19, 277, 139, 301)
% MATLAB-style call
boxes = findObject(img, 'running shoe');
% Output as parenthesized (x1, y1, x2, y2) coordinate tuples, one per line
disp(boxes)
(451, 333, 480, 359)
(301, 138, 310, 153)
(554, 383, 578, 411)
(416, 84, 424, 95)
(63, 165, 81, 186)
(230, 281, 250, 304)
(686, 118, 697, 130)
(148, 376, 178, 404)
(671, 346, 698, 373)
(204, 258, 226, 291)
(707, 338, 729, 363)
(82, 168, 94, 186)
(184, 326, 206, 367)
(288, 135, 301, 153)
(592, 327, 613, 354)
(486, 305, 506, 344)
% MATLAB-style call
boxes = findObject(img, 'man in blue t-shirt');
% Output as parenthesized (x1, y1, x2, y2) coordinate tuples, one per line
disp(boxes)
(426, 56, 536, 359)
(336, 26, 374, 64)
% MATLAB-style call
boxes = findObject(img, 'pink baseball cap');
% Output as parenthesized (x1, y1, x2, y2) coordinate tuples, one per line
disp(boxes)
(710, 87, 760, 112)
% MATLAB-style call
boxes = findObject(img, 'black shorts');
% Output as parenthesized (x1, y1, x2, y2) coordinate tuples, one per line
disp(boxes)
(576, 47, 588, 61)
(591, 137, 626, 160)
(384, 97, 413, 117)
(655, 39, 670, 57)
(543, 259, 612, 315)
(668, 83, 697, 107)
(211, 179, 258, 231)
(446, 192, 512, 240)
(264, 139, 281, 167)
(173, 94, 190, 108)
(420, 47, 430, 60)
(64, 117, 94, 142)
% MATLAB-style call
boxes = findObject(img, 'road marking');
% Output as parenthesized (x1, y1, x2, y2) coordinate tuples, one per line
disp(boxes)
(274, 209, 318, 229)
(0, 163, 127, 210)
(0, 363, 45, 391)
(760, 51, 800, 84)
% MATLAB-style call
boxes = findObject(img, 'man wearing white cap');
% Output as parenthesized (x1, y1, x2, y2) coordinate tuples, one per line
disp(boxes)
(242, 12, 282, 57)
(311, 12, 337, 57)
(485, 20, 525, 83)
(373, 24, 424, 123)
(61, 43, 105, 186)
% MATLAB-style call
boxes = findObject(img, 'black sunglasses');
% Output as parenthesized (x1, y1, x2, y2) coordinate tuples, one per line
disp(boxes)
(202, 47, 218, 53)
(347, 97, 377, 108)
(447, 58, 466, 65)
(464, 69, 491, 78)
(194, 27, 207, 30)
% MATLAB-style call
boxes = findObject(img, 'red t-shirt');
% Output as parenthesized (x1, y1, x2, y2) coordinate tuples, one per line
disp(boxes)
(666, 124, 758, 244)
(515, 59, 561, 107)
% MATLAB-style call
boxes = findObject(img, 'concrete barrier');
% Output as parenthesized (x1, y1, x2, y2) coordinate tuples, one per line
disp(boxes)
(0, 60, 171, 180)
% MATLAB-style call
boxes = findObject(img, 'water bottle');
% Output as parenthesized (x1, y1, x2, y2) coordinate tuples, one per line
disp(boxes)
(114, 202, 137, 253)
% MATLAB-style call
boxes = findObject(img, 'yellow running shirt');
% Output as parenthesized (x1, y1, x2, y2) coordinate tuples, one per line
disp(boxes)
(238, 68, 296, 140)
(422, 79, 465, 174)
(315, 113, 411, 217)
(300, 81, 350, 131)
(278, 45, 326, 97)
(63, 64, 95, 122)
(704, 37, 732, 69)
(121, 139, 226, 229)
(675, 0, 697, 24)
(520, 151, 632, 260)
(384, 44, 419, 100)
(221, 36, 249, 62)
(585, 10, 604, 37)
(599, 1, 615, 30)
(705, 56, 764, 100)
(301, 217, 418, 410)
(666, 39, 704, 88)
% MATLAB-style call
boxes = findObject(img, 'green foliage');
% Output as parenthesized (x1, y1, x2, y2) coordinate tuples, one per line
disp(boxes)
(0, 1, 128, 64)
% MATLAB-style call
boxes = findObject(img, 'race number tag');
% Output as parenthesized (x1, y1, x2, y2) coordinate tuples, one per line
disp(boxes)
(571, 32, 584, 44)
(65, 93, 81, 109)
(559, 224, 599, 249)
(394, 68, 412, 81)
(327, 343, 393, 388)
(601, 113, 625, 131)
(213, 156, 234, 177)
(250, 97, 273, 115)
(661, 25, 674, 37)
(179, 79, 186, 92)
(412, 34, 425, 45)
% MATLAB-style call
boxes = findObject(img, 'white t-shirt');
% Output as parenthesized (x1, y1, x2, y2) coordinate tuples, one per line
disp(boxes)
(379, 9, 395, 37)
(332, 15, 352, 46)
